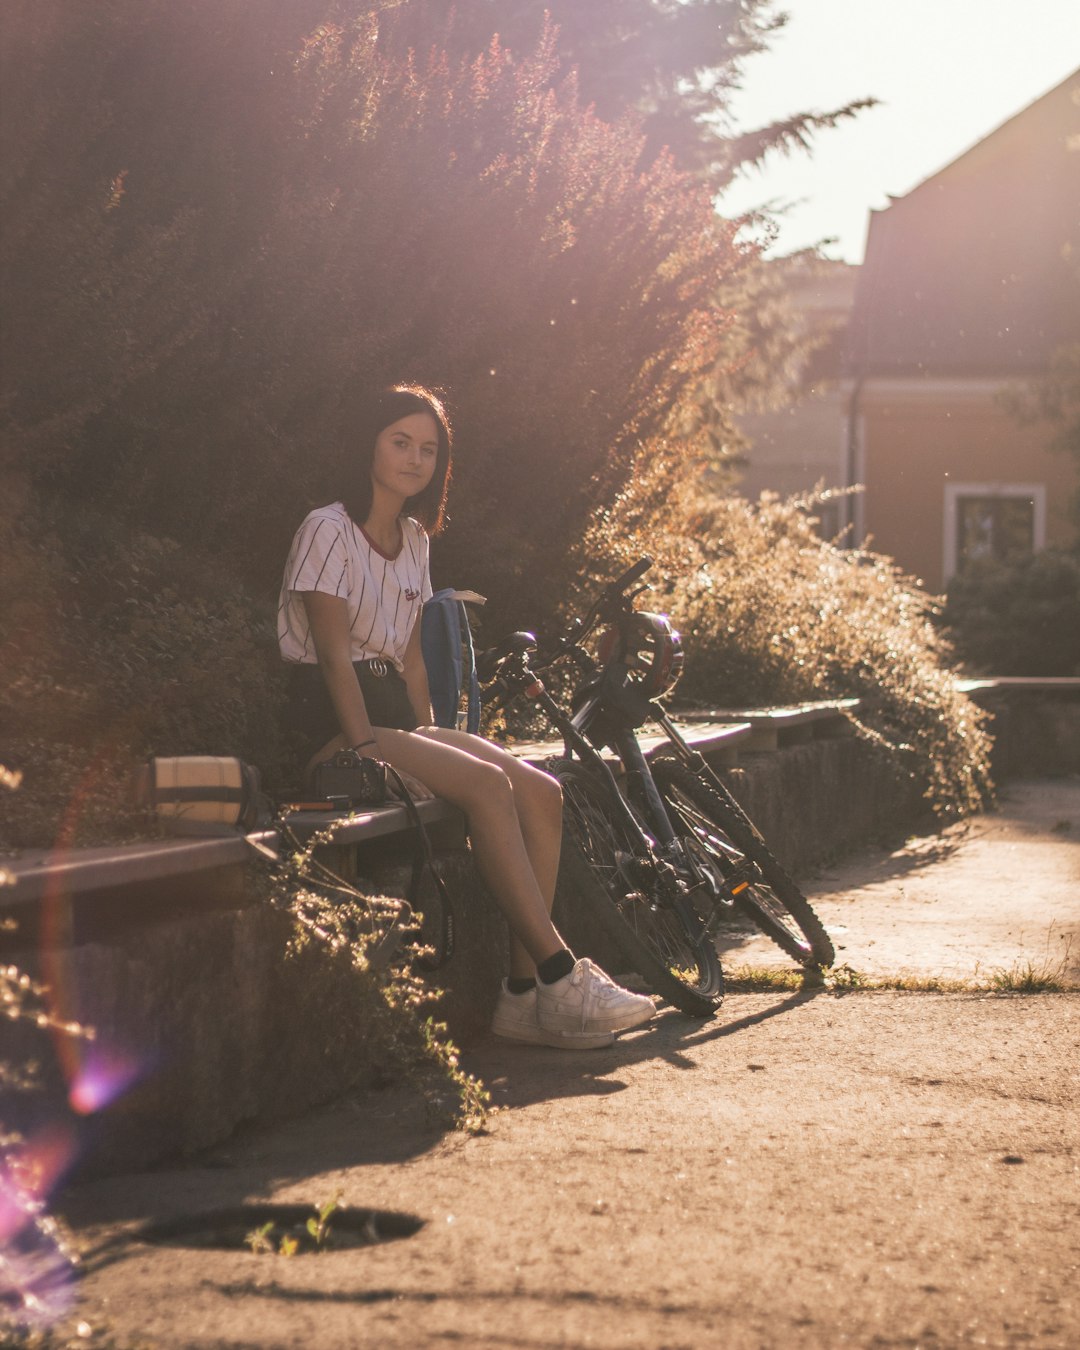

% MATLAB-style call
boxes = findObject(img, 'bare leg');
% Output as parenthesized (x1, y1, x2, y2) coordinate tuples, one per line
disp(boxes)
(369, 727, 567, 971)
(412, 728, 563, 979)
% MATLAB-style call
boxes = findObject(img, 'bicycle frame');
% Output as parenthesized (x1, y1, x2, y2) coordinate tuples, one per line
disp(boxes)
(521, 675, 656, 858)
(501, 650, 737, 922)
(580, 697, 745, 902)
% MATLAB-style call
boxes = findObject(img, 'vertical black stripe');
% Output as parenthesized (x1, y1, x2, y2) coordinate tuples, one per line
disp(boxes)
(358, 558, 385, 650)
(310, 527, 343, 590)
(292, 519, 328, 582)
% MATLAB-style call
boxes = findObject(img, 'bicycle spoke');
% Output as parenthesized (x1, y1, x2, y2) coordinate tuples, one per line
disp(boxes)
(554, 760, 723, 1015)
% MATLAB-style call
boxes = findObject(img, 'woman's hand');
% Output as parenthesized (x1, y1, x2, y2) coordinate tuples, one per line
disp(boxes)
(388, 767, 434, 802)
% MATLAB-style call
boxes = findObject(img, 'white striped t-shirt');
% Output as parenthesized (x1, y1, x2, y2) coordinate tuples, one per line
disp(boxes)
(278, 502, 432, 669)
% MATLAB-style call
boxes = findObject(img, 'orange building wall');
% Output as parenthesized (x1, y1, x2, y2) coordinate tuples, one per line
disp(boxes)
(859, 390, 1077, 593)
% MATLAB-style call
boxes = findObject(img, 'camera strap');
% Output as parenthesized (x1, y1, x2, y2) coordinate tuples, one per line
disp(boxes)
(384, 764, 456, 971)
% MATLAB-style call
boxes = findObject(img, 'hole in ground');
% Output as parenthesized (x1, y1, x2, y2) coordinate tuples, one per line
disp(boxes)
(135, 1204, 425, 1254)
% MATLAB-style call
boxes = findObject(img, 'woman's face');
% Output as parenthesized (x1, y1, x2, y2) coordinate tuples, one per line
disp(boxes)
(370, 412, 440, 502)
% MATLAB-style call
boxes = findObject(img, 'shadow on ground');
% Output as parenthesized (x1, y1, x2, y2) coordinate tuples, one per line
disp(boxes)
(59, 988, 820, 1241)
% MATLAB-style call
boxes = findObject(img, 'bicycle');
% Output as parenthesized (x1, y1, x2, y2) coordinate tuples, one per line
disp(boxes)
(477, 557, 835, 1017)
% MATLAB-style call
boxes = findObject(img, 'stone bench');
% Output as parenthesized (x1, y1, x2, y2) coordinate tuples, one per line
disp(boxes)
(676, 699, 861, 752)
(1, 718, 759, 948)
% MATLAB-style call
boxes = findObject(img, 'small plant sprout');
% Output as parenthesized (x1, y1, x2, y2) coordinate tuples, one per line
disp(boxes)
(306, 1193, 343, 1250)
(244, 1221, 275, 1255)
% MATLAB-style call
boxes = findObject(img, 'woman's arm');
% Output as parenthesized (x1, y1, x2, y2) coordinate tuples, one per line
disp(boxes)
(301, 590, 377, 750)
(401, 616, 434, 728)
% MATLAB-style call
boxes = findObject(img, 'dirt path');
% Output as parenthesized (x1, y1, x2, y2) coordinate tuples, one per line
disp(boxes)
(45, 779, 1080, 1349)
(721, 777, 1080, 985)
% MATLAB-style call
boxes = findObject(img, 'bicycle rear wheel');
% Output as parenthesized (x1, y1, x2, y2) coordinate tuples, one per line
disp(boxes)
(552, 759, 722, 1016)
(653, 759, 834, 967)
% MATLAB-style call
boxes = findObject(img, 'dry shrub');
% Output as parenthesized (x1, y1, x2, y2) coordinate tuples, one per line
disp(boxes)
(582, 446, 994, 818)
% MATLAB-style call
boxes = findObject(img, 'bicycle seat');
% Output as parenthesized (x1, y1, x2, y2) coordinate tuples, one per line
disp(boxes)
(476, 631, 537, 682)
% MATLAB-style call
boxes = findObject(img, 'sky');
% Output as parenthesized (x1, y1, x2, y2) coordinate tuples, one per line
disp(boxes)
(718, 0, 1080, 264)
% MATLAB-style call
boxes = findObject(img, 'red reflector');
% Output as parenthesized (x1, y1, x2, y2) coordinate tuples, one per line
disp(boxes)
(525, 680, 545, 699)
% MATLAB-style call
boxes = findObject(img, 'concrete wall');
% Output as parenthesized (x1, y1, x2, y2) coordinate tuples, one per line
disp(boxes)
(969, 689, 1080, 780)
(8, 902, 398, 1176)
(859, 385, 1075, 592)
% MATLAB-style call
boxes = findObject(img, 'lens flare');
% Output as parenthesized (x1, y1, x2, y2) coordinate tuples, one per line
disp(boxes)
(68, 1044, 142, 1116)
(0, 1123, 78, 1239)
(0, 1124, 79, 1326)
(36, 749, 148, 1118)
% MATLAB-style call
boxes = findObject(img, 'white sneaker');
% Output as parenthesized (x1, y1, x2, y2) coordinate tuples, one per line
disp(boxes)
(491, 981, 614, 1050)
(536, 958, 655, 1038)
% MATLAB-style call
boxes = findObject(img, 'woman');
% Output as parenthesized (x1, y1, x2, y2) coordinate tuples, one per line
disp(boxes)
(278, 384, 654, 1049)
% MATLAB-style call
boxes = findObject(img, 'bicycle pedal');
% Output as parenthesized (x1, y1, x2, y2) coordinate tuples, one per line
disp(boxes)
(700, 888, 735, 916)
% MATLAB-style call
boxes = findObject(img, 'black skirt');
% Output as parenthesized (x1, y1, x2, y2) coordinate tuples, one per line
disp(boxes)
(285, 660, 419, 767)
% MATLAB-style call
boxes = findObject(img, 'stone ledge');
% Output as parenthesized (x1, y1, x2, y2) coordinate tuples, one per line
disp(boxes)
(958, 677, 1080, 779)
(957, 676, 1080, 697)
(676, 700, 860, 751)
(1, 721, 754, 937)
(3, 799, 459, 910)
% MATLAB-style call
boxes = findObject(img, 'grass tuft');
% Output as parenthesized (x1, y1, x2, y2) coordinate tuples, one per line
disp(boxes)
(722, 966, 815, 993)
(722, 953, 1078, 996)
(987, 959, 1071, 994)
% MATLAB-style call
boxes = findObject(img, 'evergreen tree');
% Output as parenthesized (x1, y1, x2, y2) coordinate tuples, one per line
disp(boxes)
(376, 1, 872, 184)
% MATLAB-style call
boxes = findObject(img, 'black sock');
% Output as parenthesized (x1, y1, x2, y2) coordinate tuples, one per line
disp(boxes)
(537, 948, 576, 985)
(507, 975, 536, 995)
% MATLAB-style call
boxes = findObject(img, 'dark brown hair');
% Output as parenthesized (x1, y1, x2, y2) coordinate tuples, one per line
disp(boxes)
(340, 384, 453, 535)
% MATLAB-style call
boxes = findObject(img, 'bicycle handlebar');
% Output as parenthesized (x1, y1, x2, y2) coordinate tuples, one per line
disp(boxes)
(476, 556, 655, 690)
(577, 554, 652, 632)
(606, 555, 653, 598)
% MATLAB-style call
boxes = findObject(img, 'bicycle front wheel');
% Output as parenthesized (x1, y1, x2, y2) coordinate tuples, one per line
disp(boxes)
(653, 759, 835, 968)
(552, 759, 722, 1017)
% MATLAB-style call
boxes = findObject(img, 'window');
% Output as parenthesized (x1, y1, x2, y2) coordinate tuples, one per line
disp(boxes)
(943, 482, 1046, 580)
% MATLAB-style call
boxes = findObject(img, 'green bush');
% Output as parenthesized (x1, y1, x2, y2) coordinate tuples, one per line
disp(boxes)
(940, 550, 1080, 676)
(0, 506, 287, 849)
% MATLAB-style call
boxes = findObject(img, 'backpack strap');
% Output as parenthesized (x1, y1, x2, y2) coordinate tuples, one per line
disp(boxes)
(383, 764, 456, 970)
(459, 597, 481, 735)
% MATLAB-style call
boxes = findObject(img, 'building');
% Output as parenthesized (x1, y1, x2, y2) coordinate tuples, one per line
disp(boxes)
(734, 260, 858, 543)
(843, 68, 1080, 592)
